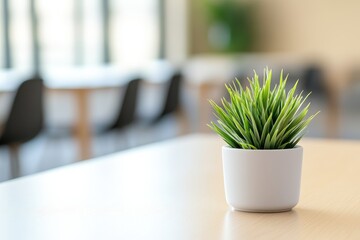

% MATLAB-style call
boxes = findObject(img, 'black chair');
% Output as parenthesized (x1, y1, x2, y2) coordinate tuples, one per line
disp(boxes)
(95, 78, 141, 153)
(302, 65, 328, 97)
(105, 77, 142, 131)
(152, 71, 183, 123)
(131, 71, 185, 144)
(0, 77, 44, 178)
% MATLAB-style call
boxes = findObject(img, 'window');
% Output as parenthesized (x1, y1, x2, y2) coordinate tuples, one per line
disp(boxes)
(110, 0, 159, 68)
(10, 0, 33, 70)
(2, 0, 160, 71)
(37, 0, 75, 68)
(82, 0, 103, 65)
(0, 2, 4, 68)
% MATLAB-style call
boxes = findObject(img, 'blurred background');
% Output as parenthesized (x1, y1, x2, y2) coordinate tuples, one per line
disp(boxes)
(1, 0, 360, 181)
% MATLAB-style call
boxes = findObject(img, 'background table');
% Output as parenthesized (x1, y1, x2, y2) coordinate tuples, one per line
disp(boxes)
(0, 61, 175, 160)
(183, 54, 348, 136)
(1, 134, 360, 239)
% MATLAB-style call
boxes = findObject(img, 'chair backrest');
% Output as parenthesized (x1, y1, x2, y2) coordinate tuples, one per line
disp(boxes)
(109, 78, 141, 130)
(0, 77, 44, 144)
(154, 71, 183, 122)
(303, 66, 327, 96)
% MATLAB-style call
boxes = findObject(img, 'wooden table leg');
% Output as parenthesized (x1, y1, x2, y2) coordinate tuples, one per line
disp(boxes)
(326, 87, 340, 138)
(198, 83, 212, 132)
(324, 67, 345, 139)
(74, 89, 91, 160)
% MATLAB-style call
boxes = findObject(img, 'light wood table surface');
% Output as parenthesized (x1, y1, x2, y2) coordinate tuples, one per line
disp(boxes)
(1, 134, 360, 239)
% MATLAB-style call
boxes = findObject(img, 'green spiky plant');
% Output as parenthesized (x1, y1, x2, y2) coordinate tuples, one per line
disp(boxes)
(208, 68, 319, 149)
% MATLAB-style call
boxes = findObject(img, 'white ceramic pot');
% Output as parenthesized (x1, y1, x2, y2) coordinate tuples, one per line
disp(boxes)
(222, 146, 303, 212)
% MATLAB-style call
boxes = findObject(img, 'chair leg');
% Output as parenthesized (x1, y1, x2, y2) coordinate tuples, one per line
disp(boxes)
(9, 144, 21, 179)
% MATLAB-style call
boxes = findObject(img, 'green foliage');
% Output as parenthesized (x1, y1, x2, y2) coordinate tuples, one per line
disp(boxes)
(208, 68, 319, 149)
(202, 0, 253, 52)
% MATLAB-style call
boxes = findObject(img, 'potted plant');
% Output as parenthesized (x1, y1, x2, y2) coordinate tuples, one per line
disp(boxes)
(208, 68, 318, 212)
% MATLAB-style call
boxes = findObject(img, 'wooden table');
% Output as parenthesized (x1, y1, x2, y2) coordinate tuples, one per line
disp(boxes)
(183, 54, 308, 132)
(1, 134, 360, 239)
(0, 68, 133, 160)
(183, 54, 349, 136)
(0, 62, 175, 160)
(44, 66, 136, 160)
(43, 62, 175, 160)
